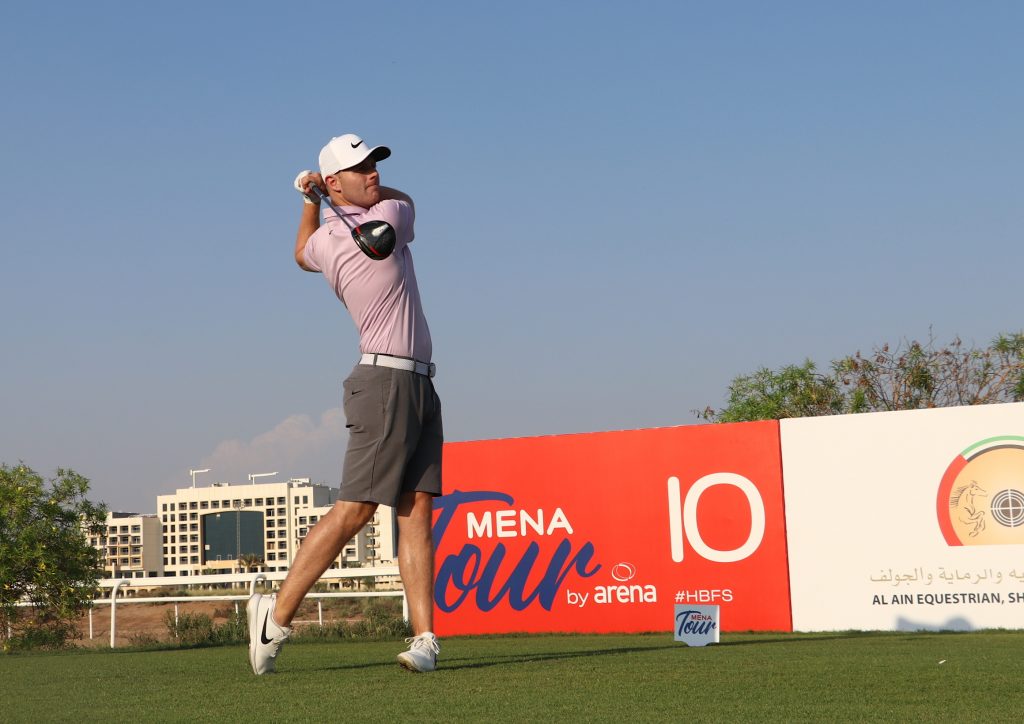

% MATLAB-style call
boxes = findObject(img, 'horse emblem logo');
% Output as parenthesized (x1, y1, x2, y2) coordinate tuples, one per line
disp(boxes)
(937, 436, 1024, 546)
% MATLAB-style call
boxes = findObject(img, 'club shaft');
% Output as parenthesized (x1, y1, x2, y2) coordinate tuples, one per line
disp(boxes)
(309, 186, 357, 232)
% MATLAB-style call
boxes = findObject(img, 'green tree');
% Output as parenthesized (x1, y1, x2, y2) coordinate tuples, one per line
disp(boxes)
(701, 332, 1024, 422)
(0, 464, 106, 650)
(697, 360, 847, 423)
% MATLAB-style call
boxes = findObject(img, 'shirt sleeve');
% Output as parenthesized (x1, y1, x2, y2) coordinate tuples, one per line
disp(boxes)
(367, 199, 415, 252)
(302, 227, 325, 272)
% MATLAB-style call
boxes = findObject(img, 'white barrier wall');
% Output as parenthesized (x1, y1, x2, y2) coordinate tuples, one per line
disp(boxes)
(781, 402, 1024, 631)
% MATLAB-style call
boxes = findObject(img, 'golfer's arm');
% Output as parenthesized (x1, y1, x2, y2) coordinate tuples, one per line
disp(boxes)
(294, 203, 320, 272)
(379, 186, 414, 213)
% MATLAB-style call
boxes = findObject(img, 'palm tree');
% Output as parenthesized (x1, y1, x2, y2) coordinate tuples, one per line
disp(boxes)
(238, 553, 264, 574)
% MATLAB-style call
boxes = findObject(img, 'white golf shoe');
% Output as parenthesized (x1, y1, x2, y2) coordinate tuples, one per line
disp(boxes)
(247, 593, 291, 675)
(397, 632, 440, 672)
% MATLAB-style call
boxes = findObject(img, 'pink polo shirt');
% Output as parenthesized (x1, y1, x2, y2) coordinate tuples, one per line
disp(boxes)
(303, 199, 432, 363)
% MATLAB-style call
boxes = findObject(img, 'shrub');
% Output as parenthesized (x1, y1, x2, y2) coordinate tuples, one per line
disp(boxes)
(294, 599, 410, 642)
(164, 611, 213, 646)
(163, 609, 247, 647)
(127, 632, 161, 648)
(3, 618, 79, 651)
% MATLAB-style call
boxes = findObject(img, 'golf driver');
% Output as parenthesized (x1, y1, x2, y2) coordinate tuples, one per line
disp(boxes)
(307, 185, 396, 260)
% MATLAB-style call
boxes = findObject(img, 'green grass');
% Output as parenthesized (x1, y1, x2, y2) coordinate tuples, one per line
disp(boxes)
(4, 631, 1023, 722)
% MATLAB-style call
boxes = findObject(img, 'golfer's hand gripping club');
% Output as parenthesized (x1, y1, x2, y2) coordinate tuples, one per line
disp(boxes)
(307, 185, 396, 261)
(293, 170, 321, 205)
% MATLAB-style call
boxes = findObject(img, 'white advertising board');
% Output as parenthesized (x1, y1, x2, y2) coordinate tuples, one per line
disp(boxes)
(781, 402, 1024, 631)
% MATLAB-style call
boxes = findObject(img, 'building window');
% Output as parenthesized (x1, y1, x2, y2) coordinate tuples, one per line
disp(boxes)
(190, 512, 198, 521)
(267, 520, 275, 528)
(169, 503, 175, 511)
(299, 528, 308, 537)
(277, 497, 285, 504)
(243, 499, 252, 507)
(190, 524, 198, 532)
(299, 517, 307, 525)
(200, 501, 208, 509)
(162, 503, 167, 511)
(255, 498, 264, 506)
(294, 496, 299, 504)
(131, 525, 141, 533)
(277, 519, 286, 527)
(190, 502, 198, 510)
(267, 553, 276, 561)
(267, 531, 275, 539)
(277, 508, 286, 516)
(303, 496, 308, 504)
(212, 500, 220, 509)
(190, 556, 199, 564)
(310, 516, 319, 524)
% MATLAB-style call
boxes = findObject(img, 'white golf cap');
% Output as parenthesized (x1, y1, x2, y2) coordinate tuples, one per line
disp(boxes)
(318, 134, 391, 177)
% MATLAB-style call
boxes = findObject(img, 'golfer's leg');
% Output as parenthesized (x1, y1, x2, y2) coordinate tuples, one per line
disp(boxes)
(396, 490, 435, 634)
(274, 499, 378, 626)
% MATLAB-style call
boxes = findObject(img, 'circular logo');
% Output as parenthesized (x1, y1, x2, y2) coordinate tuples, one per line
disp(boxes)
(937, 436, 1024, 546)
(990, 489, 1024, 528)
(610, 562, 636, 582)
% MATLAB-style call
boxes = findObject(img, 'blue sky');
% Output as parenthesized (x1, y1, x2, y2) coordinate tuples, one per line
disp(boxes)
(1, 1, 1021, 511)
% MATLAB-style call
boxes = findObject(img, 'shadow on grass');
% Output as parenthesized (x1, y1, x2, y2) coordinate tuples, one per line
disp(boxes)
(307, 632, 877, 673)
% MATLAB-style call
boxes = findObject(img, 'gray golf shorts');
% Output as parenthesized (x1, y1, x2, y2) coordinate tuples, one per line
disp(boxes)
(339, 364, 443, 506)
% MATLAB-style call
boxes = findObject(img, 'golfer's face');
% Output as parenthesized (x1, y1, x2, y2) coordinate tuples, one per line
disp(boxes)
(334, 158, 381, 207)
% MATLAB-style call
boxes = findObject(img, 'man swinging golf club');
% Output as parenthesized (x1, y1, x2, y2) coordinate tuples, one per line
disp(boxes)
(247, 133, 443, 674)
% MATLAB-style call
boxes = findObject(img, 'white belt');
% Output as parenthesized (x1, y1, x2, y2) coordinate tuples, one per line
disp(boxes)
(359, 353, 436, 378)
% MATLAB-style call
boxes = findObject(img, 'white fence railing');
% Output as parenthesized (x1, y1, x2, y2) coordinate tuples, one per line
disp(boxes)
(84, 567, 404, 648)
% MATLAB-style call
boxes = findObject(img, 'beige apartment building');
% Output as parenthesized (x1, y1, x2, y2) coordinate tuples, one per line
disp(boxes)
(92, 478, 396, 579)
(88, 511, 164, 579)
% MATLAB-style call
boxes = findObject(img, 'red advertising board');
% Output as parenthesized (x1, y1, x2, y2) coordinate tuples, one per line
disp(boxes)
(433, 422, 791, 635)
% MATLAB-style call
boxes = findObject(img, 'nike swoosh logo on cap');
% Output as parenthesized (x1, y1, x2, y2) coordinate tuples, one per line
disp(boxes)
(351, 140, 363, 148)
(260, 612, 274, 645)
